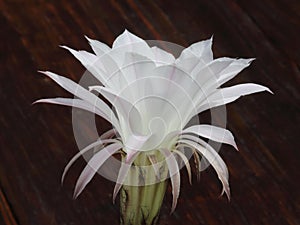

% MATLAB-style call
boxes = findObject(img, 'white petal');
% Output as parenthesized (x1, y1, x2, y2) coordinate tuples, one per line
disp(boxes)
(158, 148, 180, 213)
(113, 29, 147, 49)
(112, 30, 154, 61)
(211, 83, 273, 99)
(188, 58, 255, 117)
(33, 98, 120, 132)
(90, 86, 144, 136)
(60, 46, 108, 85)
(178, 137, 230, 199)
(94, 129, 118, 152)
(182, 125, 237, 149)
(99, 128, 117, 140)
(151, 46, 175, 65)
(184, 58, 237, 120)
(192, 57, 236, 87)
(176, 37, 213, 72)
(179, 37, 213, 61)
(120, 52, 156, 97)
(188, 37, 213, 59)
(192, 148, 201, 181)
(85, 35, 111, 56)
(175, 57, 203, 74)
(197, 83, 272, 113)
(173, 149, 192, 185)
(113, 151, 139, 202)
(217, 58, 255, 86)
(61, 139, 120, 184)
(60, 45, 98, 65)
(73, 142, 122, 198)
(39, 71, 121, 134)
(124, 134, 151, 161)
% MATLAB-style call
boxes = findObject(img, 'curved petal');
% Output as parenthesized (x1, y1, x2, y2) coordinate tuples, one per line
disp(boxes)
(197, 83, 272, 113)
(93, 129, 118, 153)
(85, 35, 111, 56)
(208, 83, 273, 100)
(122, 52, 156, 81)
(73, 142, 123, 198)
(33, 98, 121, 132)
(176, 37, 213, 73)
(182, 125, 237, 149)
(61, 139, 120, 184)
(177, 137, 230, 199)
(151, 46, 175, 65)
(123, 133, 151, 162)
(217, 58, 255, 86)
(90, 86, 144, 136)
(192, 148, 202, 182)
(60, 46, 108, 85)
(60, 45, 98, 65)
(112, 30, 154, 62)
(173, 149, 192, 185)
(99, 128, 117, 140)
(191, 57, 237, 93)
(158, 148, 180, 213)
(113, 151, 139, 202)
(39, 71, 121, 134)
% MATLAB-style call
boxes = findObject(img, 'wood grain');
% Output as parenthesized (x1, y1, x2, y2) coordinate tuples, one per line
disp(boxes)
(0, 0, 299, 224)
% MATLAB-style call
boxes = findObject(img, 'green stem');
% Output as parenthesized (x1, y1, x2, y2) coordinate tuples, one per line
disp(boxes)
(120, 152, 168, 225)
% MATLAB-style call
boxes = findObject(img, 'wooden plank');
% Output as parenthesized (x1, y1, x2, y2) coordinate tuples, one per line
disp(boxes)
(0, 188, 18, 225)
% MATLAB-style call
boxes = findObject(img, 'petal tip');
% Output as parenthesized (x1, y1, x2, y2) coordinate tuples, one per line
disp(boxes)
(84, 35, 92, 42)
(267, 88, 274, 95)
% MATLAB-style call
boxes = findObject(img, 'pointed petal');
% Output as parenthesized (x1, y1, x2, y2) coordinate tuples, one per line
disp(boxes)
(217, 58, 255, 86)
(158, 148, 180, 213)
(173, 149, 192, 185)
(60, 45, 98, 65)
(73, 143, 122, 198)
(99, 128, 117, 140)
(190, 58, 255, 113)
(112, 30, 154, 60)
(178, 37, 213, 62)
(39, 71, 121, 134)
(90, 86, 144, 135)
(197, 83, 272, 113)
(178, 137, 230, 199)
(192, 57, 236, 86)
(60, 46, 108, 85)
(151, 46, 175, 65)
(210, 83, 273, 100)
(120, 52, 156, 94)
(182, 125, 238, 149)
(113, 151, 139, 202)
(124, 134, 151, 161)
(33, 98, 120, 132)
(113, 29, 147, 49)
(193, 149, 201, 182)
(85, 35, 111, 56)
(62, 139, 119, 184)
(197, 96, 240, 113)
(93, 129, 118, 154)
(176, 37, 213, 73)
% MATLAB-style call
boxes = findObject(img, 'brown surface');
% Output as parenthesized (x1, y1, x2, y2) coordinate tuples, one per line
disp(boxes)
(0, 0, 299, 224)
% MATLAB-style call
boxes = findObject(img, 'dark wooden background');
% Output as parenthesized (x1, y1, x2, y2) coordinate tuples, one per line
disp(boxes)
(0, 0, 299, 224)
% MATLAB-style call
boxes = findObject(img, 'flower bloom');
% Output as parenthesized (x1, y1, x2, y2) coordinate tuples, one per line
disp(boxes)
(35, 30, 272, 212)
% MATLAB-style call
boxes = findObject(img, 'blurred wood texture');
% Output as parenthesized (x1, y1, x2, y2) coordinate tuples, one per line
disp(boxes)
(0, 0, 299, 224)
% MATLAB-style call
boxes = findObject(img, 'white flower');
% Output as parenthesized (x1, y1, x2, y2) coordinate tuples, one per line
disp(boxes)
(35, 30, 272, 212)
